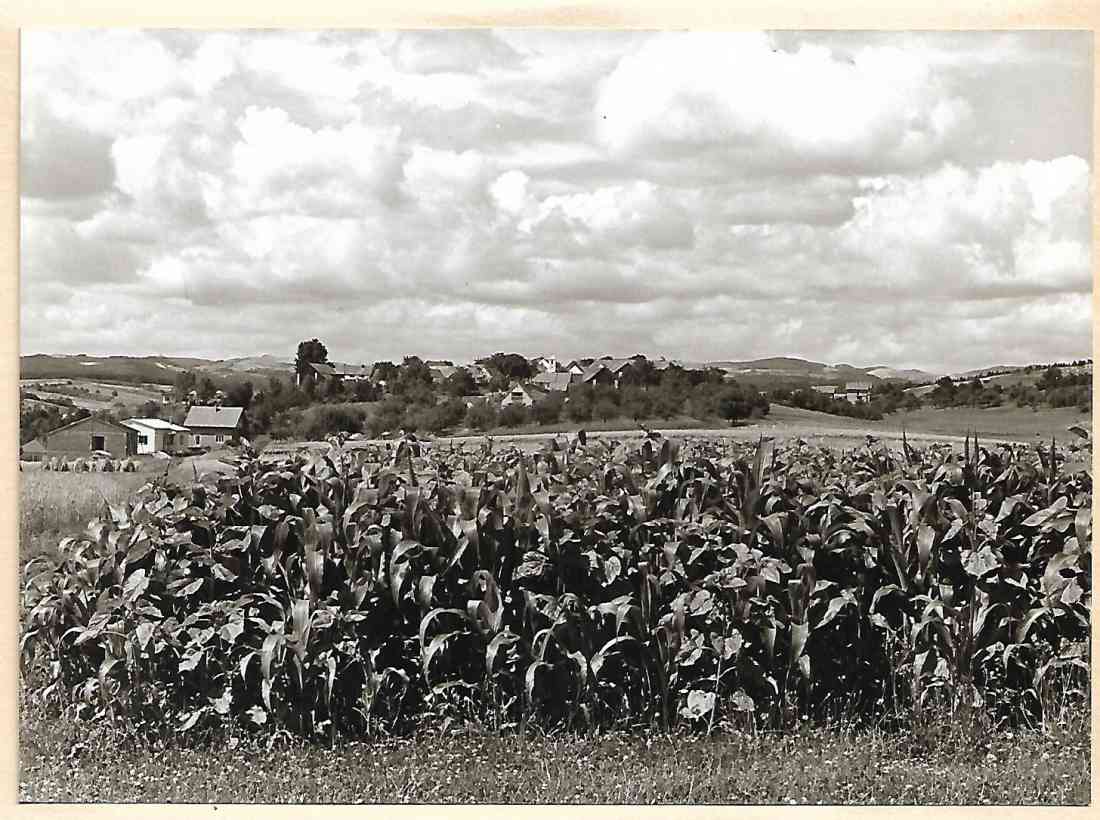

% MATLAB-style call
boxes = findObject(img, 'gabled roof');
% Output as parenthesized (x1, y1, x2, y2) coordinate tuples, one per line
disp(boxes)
(598, 357, 635, 374)
(531, 372, 573, 391)
(580, 362, 612, 382)
(430, 365, 460, 381)
(122, 418, 190, 433)
(184, 405, 245, 429)
(310, 362, 372, 378)
(844, 382, 874, 392)
(43, 414, 134, 437)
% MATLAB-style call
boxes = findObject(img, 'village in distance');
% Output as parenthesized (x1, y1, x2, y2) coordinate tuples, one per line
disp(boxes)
(18, 337, 1094, 466)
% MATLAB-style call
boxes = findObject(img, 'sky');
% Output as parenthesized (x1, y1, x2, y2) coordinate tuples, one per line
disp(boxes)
(20, 30, 1093, 372)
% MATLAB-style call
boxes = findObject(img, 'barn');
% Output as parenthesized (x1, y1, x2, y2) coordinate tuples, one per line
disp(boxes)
(30, 415, 138, 459)
(183, 405, 245, 448)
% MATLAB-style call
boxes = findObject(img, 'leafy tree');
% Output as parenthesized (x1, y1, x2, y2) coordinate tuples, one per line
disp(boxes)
(226, 380, 254, 409)
(486, 353, 534, 382)
(1038, 366, 1064, 391)
(353, 379, 377, 402)
(620, 386, 654, 420)
(499, 403, 528, 428)
(395, 356, 435, 398)
(173, 370, 197, 401)
(295, 338, 329, 385)
(371, 361, 399, 386)
(138, 400, 162, 419)
(322, 376, 346, 402)
(531, 393, 564, 425)
(300, 406, 364, 441)
(717, 383, 768, 423)
(593, 397, 618, 422)
(198, 377, 217, 402)
(444, 368, 477, 398)
(465, 400, 499, 431)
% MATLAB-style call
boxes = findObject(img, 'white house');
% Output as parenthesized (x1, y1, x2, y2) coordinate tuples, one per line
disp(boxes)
(532, 356, 558, 374)
(500, 382, 549, 409)
(121, 418, 191, 454)
(840, 382, 874, 403)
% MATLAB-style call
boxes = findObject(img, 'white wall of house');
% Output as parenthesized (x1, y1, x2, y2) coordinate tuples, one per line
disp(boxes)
(133, 428, 183, 454)
(501, 386, 533, 408)
(189, 428, 237, 448)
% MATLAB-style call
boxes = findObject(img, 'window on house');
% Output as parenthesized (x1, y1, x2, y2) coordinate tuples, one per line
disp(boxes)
(216, 434, 224, 443)
(194, 435, 201, 445)
(138, 435, 148, 445)
(91, 435, 105, 451)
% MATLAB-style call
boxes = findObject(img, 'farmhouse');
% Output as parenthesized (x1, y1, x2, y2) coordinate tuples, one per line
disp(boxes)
(429, 365, 460, 383)
(300, 362, 373, 388)
(501, 383, 548, 408)
(183, 405, 245, 448)
(532, 356, 558, 373)
(579, 362, 615, 387)
(530, 371, 574, 392)
(27, 415, 138, 459)
(563, 360, 591, 376)
(463, 363, 493, 386)
(579, 357, 643, 388)
(121, 418, 191, 455)
(840, 382, 874, 403)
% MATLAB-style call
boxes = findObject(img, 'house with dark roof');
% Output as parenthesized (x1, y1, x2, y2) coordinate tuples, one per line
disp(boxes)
(183, 405, 245, 448)
(299, 362, 373, 388)
(563, 359, 592, 376)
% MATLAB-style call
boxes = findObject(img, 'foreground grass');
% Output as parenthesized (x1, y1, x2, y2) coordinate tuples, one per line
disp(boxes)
(19, 700, 1089, 804)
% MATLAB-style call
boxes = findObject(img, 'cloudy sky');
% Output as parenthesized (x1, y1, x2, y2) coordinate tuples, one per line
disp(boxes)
(20, 30, 1092, 372)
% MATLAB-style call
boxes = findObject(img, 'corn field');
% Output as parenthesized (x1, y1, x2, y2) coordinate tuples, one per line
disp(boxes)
(19, 431, 1091, 742)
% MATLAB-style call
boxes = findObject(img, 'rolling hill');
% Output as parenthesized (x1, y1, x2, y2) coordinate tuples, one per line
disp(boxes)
(703, 358, 940, 387)
(20, 354, 293, 385)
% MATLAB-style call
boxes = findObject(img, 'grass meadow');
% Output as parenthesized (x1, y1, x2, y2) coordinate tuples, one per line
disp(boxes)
(18, 696, 1090, 804)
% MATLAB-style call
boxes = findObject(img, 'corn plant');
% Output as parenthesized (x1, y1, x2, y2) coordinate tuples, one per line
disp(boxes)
(20, 431, 1091, 741)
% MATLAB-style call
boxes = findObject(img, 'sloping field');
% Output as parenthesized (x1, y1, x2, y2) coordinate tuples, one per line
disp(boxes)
(258, 403, 1090, 459)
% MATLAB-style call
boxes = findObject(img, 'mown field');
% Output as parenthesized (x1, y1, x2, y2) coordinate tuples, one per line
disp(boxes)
(18, 703, 1090, 803)
(17, 429, 1092, 804)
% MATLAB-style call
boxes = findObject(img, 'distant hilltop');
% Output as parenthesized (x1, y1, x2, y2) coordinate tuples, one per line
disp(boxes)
(20, 351, 1089, 388)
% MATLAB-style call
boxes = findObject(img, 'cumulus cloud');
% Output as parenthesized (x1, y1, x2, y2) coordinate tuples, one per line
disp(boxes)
(597, 33, 976, 175)
(18, 30, 1093, 372)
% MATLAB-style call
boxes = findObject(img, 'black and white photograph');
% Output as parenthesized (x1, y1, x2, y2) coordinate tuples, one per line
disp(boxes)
(16, 28, 1093, 804)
